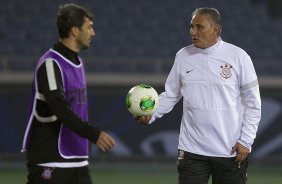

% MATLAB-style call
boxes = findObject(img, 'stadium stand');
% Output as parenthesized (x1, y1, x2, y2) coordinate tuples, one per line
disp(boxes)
(0, 0, 281, 75)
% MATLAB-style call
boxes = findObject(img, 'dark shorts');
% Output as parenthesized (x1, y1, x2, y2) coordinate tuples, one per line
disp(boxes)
(26, 164, 93, 184)
(177, 150, 248, 184)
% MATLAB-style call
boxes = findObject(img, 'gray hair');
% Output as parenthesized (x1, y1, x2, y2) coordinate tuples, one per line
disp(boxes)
(192, 7, 222, 36)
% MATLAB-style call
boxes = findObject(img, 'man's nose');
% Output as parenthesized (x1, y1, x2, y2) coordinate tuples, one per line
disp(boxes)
(190, 28, 196, 36)
(91, 29, 95, 37)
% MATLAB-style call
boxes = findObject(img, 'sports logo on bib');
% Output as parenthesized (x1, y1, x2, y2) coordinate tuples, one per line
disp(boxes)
(41, 167, 54, 180)
(220, 64, 233, 79)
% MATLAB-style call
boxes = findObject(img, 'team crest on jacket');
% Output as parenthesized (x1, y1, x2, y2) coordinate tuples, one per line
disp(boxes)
(41, 167, 54, 180)
(220, 64, 233, 79)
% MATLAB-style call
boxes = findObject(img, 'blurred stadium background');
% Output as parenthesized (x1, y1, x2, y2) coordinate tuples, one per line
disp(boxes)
(1, 0, 282, 183)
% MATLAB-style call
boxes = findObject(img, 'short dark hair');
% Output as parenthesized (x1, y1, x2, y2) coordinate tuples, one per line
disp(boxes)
(56, 3, 93, 39)
(192, 7, 222, 36)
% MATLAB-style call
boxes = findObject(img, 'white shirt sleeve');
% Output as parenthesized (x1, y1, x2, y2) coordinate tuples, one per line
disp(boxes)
(238, 54, 261, 150)
(149, 57, 182, 124)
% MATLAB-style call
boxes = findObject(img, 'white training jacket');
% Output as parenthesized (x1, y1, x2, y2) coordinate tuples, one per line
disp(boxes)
(150, 39, 261, 157)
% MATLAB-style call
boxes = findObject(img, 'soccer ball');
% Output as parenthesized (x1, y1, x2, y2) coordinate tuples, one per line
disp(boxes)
(126, 84, 159, 117)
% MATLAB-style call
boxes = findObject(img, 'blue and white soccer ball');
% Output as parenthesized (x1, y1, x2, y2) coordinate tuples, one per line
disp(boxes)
(126, 84, 159, 117)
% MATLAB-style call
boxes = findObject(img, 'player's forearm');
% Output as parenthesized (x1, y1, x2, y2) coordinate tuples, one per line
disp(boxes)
(149, 91, 181, 124)
(149, 67, 182, 124)
(44, 93, 101, 143)
(240, 86, 261, 149)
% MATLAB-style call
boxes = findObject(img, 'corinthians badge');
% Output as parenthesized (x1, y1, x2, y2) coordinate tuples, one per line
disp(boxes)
(220, 64, 233, 79)
(41, 167, 54, 180)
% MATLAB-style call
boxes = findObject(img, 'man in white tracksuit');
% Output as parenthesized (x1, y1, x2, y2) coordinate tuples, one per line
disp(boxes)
(136, 7, 261, 184)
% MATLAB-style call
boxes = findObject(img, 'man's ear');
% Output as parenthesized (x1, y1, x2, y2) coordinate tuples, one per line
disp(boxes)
(70, 26, 80, 38)
(214, 25, 221, 36)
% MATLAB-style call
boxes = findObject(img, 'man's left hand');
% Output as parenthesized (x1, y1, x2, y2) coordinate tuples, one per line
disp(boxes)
(96, 131, 116, 152)
(230, 142, 249, 163)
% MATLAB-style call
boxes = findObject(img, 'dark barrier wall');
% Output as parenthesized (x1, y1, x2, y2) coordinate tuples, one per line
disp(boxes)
(0, 85, 282, 160)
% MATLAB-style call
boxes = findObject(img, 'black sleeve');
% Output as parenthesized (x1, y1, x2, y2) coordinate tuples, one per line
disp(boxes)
(37, 60, 101, 143)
